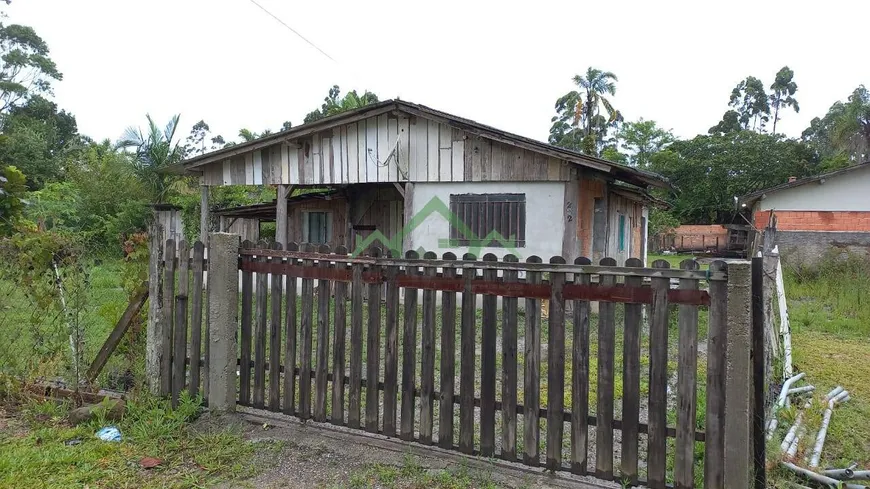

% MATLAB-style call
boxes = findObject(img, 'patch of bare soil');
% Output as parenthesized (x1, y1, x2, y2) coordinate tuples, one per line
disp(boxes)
(201, 409, 620, 489)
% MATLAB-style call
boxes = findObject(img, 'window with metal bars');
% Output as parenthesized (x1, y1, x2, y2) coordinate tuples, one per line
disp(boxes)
(448, 193, 526, 247)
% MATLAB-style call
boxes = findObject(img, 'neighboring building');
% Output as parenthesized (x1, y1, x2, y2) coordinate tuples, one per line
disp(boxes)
(169, 100, 669, 264)
(652, 224, 749, 256)
(740, 162, 870, 264)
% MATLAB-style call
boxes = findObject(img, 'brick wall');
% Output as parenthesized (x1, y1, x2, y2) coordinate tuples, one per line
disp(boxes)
(664, 224, 728, 251)
(754, 210, 870, 232)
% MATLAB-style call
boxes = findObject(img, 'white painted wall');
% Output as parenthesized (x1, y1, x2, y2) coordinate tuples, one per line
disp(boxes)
(758, 165, 870, 211)
(409, 181, 565, 261)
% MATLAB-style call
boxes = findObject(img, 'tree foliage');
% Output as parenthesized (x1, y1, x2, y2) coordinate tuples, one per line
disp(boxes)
(303, 85, 380, 124)
(769, 66, 799, 134)
(0, 164, 26, 234)
(728, 76, 770, 131)
(549, 67, 622, 155)
(117, 114, 184, 203)
(618, 119, 675, 168)
(651, 131, 818, 224)
(0, 95, 78, 188)
(802, 85, 870, 167)
(0, 23, 62, 114)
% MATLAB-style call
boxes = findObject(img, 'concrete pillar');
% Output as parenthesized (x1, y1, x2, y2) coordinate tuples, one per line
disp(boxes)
(200, 185, 210, 244)
(145, 215, 167, 395)
(207, 232, 240, 411)
(724, 261, 752, 489)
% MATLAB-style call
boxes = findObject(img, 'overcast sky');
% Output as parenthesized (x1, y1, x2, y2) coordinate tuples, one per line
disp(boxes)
(10, 0, 870, 147)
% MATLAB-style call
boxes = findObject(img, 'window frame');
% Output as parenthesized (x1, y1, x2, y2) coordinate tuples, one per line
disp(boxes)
(448, 193, 526, 248)
(302, 210, 332, 245)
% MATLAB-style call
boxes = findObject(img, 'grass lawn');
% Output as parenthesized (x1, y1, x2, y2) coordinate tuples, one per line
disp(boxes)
(767, 255, 870, 486)
(0, 392, 280, 489)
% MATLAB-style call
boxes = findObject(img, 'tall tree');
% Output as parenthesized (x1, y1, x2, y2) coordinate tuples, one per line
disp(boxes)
(549, 67, 623, 155)
(768, 66, 799, 134)
(303, 85, 380, 124)
(618, 118, 675, 168)
(728, 76, 770, 131)
(0, 23, 62, 115)
(117, 114, 184, 203)
(651, 131, 818, 224)
(709, 110, 743, 135)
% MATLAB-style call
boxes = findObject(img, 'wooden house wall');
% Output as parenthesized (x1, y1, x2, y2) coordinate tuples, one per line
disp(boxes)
(225, 217, 260, 243)
(200, 113, 571, 186)
(350, 185, 404, 252)
(286, 197, 349, 249)
(608, 193, 645, 265)
(577, 175, 607, 259)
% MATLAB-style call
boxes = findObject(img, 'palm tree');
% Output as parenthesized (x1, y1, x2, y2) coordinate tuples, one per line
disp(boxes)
(549, 67, 623, 155)
(117, 114, 184, 203)
(832, 86, 870, 163)
(573, 68, 622, 137)
(238, 128, 258, 142)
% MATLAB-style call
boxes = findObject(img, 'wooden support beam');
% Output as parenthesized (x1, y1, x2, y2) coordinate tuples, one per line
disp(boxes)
(392, 182, 406, 199)
(87, 283, 149, 383)
(276, 184, 293, 245)
(402, 183, 414, 253)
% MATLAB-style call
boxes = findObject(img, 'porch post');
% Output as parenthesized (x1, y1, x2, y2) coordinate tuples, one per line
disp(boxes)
(207, 232, 240, 412)
(402, 183, 414, 254)
(276, 184, 291, 245)
(200, 185, 210, 244)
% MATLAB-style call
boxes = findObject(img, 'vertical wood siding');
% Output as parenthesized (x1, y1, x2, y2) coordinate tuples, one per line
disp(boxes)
(197, 113, 572, 186)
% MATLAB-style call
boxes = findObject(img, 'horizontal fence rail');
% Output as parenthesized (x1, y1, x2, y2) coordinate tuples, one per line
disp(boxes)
(156, 238, 735, 489)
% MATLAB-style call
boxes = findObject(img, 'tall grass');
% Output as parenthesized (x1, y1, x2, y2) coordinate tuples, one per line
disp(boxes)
(783, 252, 870, 336)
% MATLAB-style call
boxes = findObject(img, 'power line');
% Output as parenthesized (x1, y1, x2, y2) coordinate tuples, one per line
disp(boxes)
(246, 0, 336, 63)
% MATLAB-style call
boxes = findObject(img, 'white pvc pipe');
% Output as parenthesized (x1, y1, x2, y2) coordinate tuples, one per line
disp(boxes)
(772, 246, 793, 379)
(767, 372, 808, 438)
(787, 385, 815, 395)
(809, 389, 850, 468)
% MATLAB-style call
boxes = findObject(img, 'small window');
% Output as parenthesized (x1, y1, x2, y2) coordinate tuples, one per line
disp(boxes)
(303, 211, 332, 245)
(618, 214, 626, 252)
(448, 193, 525, 247)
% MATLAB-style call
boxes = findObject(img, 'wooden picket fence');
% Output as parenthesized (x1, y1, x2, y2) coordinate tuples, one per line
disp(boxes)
(153, 238, 736, 488)
(153, 239, 210, 403)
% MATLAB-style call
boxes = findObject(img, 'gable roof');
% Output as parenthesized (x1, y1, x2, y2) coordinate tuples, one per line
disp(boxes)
(169, 99, 670, 189)
(739, 161, 870, 206)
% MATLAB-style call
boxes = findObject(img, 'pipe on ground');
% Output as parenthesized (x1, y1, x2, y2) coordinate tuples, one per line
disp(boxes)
(809, 389, 850, 469)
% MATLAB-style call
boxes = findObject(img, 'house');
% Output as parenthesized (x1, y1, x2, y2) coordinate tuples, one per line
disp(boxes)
(169, 100, 670, 264)
(740, 162, 870, 264)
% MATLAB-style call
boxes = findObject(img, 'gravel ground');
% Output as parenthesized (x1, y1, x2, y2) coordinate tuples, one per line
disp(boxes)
(199, 410, 621, 489)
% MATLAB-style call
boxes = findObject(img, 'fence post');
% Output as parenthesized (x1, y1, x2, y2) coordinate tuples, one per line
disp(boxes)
(146, 216, 166, 395)
(724, 261, 752, 489)
(207, 232, 240, 412)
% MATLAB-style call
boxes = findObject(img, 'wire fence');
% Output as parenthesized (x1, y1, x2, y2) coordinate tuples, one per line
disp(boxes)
(0, 233, 147, 391)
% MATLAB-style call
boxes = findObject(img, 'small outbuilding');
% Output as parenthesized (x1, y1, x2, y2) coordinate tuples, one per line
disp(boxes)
(170, 100, 669, 264)
(740, 162, 870, 264)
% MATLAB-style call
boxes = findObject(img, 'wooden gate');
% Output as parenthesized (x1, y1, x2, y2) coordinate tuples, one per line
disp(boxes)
(150, 237, 759, 489)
